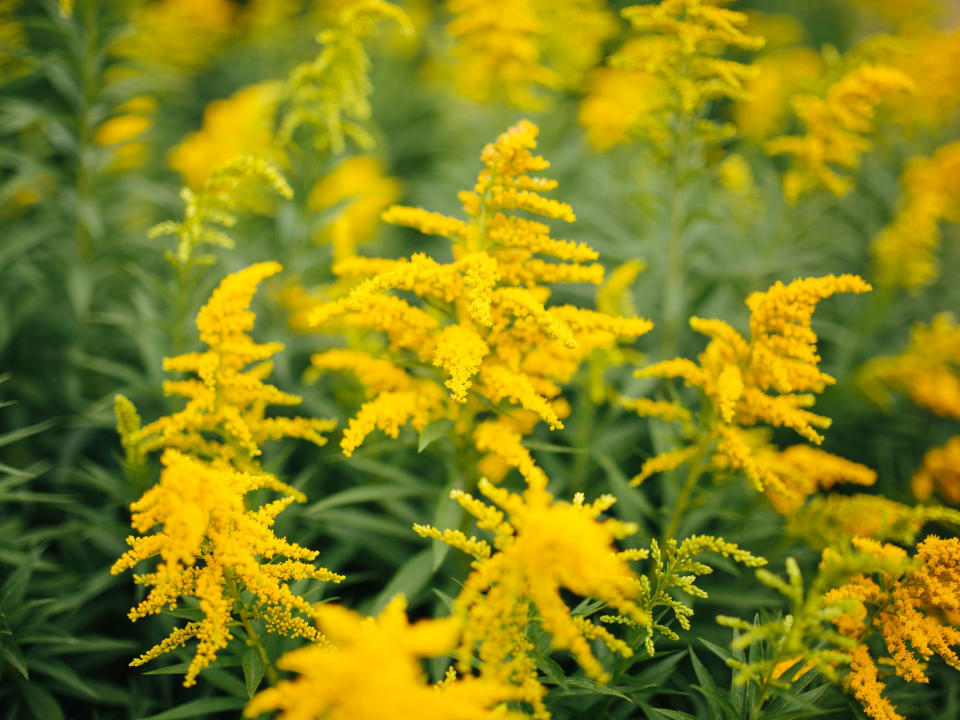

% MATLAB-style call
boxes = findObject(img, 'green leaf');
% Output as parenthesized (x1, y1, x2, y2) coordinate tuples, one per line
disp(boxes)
(135, 697, 246, 720)
(369, 548, 434, 615)
(1, 642, 29, 679)
(418, 419, 455, 452)
(242, 647, 265, 698)
(21, 683, 64, 720)
(302, 484, 429, 517)
(555, 676, 632, 701)
(0, 419, 55, 450)
(28, 657, 99, 699)
(646, 709, 697, 720)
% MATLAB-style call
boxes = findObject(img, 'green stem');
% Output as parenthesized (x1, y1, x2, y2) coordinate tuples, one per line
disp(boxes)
(660, 117, 693, 360)
(661, 439, 709, 542)
(226, 575, 280, 686)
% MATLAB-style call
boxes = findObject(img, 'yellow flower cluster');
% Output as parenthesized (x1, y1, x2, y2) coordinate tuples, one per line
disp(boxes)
(445, 0, 616, 109)
(787, 493, 960, 548)
(112, 263, 342, 685)
(912, 436, 960, 504)
(305, 120, 652, 479)
(278, 0, 412, 153)
(632, 275, 872, 494)
(859, 312, 960, 420)
(121, 262, 334, 467)
(307, 155, 401, 261)
(244, 595, 513, 720)
(884, 29, 960, 130)
(416, 475, 645, 717)
(581, 0, 764, 149)
(826, 536, 960, 720)
(757, 444, 877, 514)
(766, 62, 914, 202)
(94, 96, 156, 172)
(114, 0, 236, 73)
(111, 450, 342, 686)
(871, 142, 960, 289)
(732, 48, 823, 140)
(169, 82, 284, 190)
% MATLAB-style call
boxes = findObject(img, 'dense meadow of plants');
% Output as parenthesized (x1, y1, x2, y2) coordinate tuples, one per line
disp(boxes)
(2, 0, 960, 718)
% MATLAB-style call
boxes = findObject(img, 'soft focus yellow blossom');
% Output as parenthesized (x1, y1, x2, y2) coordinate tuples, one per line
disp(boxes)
(278, 0, 412, 153)
(886, 30, 960, 130)
(634, 275, 871, 492)
(871, 142, 960, 289)
(787, 493, 960, 547)
(115, 0, 236, 72)
(912, 436, 960, 503)
(733, 48, 823, 140)
(244, 595, 514, 720)
(120, 263, 334, 468)
(766, 63, 913, 202)
(717, 153, 755, 195)
(418, 476, 644, 715)
(111, 450, 342, 686)
(169, 82, 283, 189)
(758, 444, 877, 514)
(0, 0, 28, 80)
(859, 312, 960, 420)
(307, 155, 401, 260)
(584, 0, 764, 148)
(579, 66, 670, 150)
(305, 121, 651, 472)
(94, 96, 156, 171)
(445, 0, 616, 109)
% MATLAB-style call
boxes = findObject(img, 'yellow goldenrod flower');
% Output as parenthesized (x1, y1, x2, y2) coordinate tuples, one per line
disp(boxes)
(111, 450, 343, 686)
(859, 312, 960, 420)
(278, 0, 412, 153)
(445, 0, 616, 109)
(169, 82, 284, 190)
(307, 155, 402, 261)
(787, 492, 960, 548)
(766, 63, 913, 202)
(847, 644, 905, 720)
(758, 444, 877, 514)
(417, 477, 645, 714)
(114, 0, 236, 73)
(582, 0, 764, 149)
(871, 141, 960, 289)
(824, 535, 960, 718)
(912, 435, 960, 504)
(94, 96, 156, 172)
(123, 262, 334, 468)
(732, 48, 823, 140)
(886, 29, 960, 130)
(305, 121, 651, 474)
(634, 275, 871, 492)
(244, 595, 514, 720)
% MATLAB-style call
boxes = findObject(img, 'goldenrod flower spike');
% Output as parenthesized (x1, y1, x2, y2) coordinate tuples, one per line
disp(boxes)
(305, 120, 651, 470)
(633, 274, 871, 493)
(111, 450, 344, 687)
(279, 0, 413, 154)
(871, 142, 960, 290)
(128, 262, 335, 468)
(580, 0, 764, 149)
(244, 595, 515, 720)
(859, 312, 960, 421)
(767, 63, 913, 202)
(417, 480, 646, 710)
(445, 0, 616, 109)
